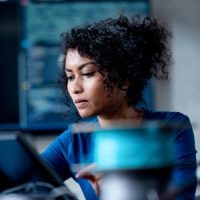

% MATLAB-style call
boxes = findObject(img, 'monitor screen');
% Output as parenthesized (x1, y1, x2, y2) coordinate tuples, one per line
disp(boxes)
(0, 132, 71, 194)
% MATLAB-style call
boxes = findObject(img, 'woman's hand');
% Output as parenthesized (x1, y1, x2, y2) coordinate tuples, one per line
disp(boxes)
(75, 163, 103, 196)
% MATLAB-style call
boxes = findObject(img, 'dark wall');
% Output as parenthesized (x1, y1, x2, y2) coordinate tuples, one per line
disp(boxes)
(0, 1, 20, 125)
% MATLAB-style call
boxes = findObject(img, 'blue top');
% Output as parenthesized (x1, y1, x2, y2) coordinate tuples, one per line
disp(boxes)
(41, 111, 197, 200)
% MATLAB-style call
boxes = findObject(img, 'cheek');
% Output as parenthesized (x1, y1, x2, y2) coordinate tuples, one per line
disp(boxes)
(90, 86, 111, 108)
(88, 80, 107, 97)
(67, 84, 72, 97)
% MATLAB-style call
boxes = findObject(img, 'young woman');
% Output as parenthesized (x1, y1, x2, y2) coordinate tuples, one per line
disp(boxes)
(41, 15, 197, 200)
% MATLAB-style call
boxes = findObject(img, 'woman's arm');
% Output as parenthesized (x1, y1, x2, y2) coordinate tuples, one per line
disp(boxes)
(172, 114, 197, 199)
(41, 130, 74, 180)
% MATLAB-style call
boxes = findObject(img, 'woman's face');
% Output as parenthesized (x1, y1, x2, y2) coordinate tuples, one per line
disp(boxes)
(65, 49, 127, 118)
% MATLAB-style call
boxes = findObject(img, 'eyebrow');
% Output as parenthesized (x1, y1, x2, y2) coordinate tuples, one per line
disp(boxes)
(65, 61, 96, 72)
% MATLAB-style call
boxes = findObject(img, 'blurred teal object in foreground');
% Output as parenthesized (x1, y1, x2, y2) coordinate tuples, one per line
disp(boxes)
(93, 122, 174, 171)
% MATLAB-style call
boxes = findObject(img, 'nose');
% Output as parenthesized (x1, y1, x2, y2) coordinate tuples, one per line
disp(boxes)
(69, 77, 84, 94)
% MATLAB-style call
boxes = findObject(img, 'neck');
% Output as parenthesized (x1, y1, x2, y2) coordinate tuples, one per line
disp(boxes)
(97, 106, 144, 128)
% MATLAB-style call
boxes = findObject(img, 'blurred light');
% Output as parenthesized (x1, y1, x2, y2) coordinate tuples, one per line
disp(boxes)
(20, 0, 28, 6)
(21, 39, 31, 49)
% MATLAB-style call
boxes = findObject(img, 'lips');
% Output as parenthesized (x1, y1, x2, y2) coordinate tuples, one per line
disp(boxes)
(74, 99, 89, 109)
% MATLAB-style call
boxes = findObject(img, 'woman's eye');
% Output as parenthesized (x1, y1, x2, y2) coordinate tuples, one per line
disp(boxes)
(67, 75, 75, 81)
(82, 72, 95, 78)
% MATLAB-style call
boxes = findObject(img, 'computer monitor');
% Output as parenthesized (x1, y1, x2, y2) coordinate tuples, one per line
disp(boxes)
(0, 132, 73, 198)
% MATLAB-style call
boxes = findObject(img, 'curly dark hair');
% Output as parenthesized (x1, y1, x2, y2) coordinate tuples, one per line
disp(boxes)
(59, 14, 171, 111)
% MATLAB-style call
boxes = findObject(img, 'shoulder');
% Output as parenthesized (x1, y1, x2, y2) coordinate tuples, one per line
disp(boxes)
(59, 117, 98, 163)
(58, 117, 98, 141)
(144, 110, 191, 126)
(144, 110, 194, 139)
(145, 111, 196, 150)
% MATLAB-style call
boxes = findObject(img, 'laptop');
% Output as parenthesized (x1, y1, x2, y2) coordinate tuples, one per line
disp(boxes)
(0, 132, 75, 199)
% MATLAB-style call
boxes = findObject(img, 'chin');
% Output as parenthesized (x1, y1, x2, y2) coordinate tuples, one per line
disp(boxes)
(79, 112, 92, 118)
(78, 110, 97, 118)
